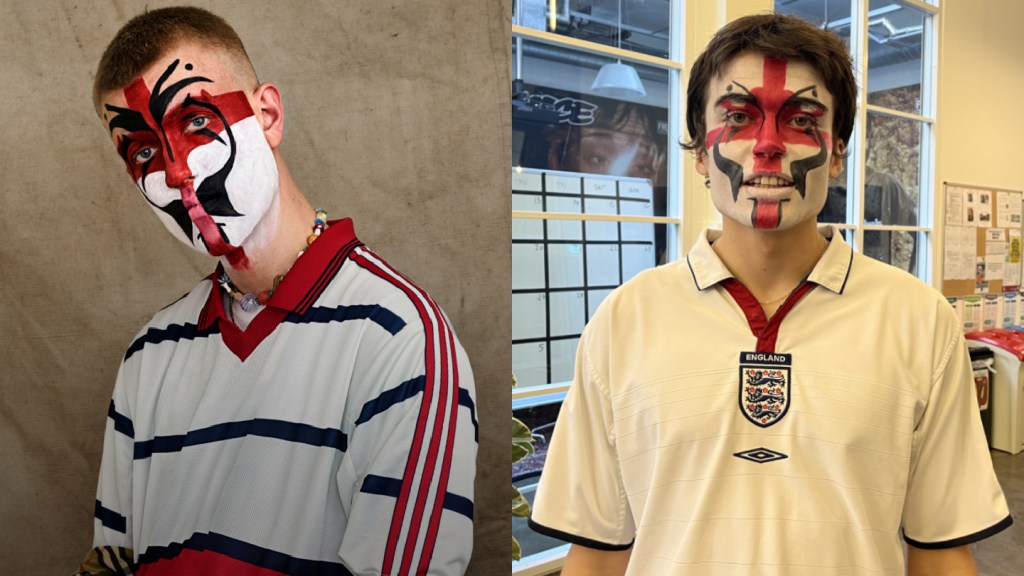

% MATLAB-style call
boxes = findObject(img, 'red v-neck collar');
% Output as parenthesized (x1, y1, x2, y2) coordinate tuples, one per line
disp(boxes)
(686, 226, 854, 353)
(197, 218, 362, 361)
(721, 278, 817, 353)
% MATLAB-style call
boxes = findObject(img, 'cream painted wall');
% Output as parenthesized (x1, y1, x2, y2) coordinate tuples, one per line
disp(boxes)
(936, 0, 1024, 286)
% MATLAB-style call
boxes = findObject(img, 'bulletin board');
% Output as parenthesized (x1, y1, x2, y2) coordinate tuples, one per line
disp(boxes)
(941, 181, 1024, 297)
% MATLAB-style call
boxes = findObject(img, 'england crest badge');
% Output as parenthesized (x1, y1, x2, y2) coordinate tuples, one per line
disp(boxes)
(739, 351, 792, 428)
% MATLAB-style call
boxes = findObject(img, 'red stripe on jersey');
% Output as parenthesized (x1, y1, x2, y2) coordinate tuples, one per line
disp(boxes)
(136, 549, 287, 576)
(351, 248, 457, 574)
(721, 278, 817, 352)
(400, 302, 451, 575)
(416, 319, 461, 573)
(348, 250, 433, 569)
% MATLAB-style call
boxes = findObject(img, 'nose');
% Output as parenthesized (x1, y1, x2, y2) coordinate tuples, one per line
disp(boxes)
(164, 156, 193, 190)
(752, 116, 786, 159)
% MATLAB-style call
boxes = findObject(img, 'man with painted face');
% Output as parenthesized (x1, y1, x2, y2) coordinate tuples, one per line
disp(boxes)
(75, 6, 477, 576)
(530, 14, 1010, 576)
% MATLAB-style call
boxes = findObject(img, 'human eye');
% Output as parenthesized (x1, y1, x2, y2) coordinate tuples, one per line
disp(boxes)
(789, 114, 818, 129)
(725, 110, 751, 126)
(133, 146, 157, 165)
(185, 115, 210, 132)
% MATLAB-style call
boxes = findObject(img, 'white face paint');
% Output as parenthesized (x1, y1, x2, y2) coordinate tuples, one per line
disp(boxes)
(103, 51, 280, 269)
(138, 116, 278, 254)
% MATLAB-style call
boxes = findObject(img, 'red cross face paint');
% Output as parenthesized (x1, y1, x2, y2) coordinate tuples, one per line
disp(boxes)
(700, 53, 836, 231)
(102, 53, 278, 267)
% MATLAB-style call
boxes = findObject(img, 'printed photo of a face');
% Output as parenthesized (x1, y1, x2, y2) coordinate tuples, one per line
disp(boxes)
(545, 101, 666, 185)
(697, 52, 841, 230)
(101, 43, 278, 261)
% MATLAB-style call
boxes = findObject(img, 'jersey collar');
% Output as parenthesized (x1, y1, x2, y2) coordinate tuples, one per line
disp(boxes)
(686, 225, 854, 295)
(196, 218, 362, 361)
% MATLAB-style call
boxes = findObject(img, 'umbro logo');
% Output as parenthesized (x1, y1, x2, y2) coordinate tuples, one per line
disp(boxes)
(733, 447, 788, 464)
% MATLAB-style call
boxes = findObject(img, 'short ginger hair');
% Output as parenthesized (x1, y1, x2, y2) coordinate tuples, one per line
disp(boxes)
(93, 5, 258, 107)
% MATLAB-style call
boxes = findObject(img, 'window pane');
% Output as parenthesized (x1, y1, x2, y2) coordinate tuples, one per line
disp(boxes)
(512, 206, 664, 387)
(513, 399, 566, 558)
(513, 35, 672, 389)
(514, 0, 671, 58)
(819, 154, 850, 224)
(864, 113, 922, 226)
(864, 229, 921, 274)
(513, 40, 670, 190)
(774, 0, 853, 48)
(866, 0, 927, 115)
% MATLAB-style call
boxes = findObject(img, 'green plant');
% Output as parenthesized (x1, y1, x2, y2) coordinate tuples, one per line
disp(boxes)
(512, 374, 535, 561)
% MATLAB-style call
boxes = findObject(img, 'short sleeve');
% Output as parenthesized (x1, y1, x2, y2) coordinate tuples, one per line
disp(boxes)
(529, 328, 635, 550)
(901, 319, 1012, 548)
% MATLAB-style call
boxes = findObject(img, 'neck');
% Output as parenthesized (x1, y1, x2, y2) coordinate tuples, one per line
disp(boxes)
(222, 158, 316, 294)
(712, 218, 827, 302)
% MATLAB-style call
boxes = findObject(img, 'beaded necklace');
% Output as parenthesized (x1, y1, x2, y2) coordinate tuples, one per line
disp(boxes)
(219, 209, 328, 313)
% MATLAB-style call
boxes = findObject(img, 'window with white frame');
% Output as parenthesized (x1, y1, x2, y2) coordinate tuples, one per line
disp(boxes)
(776, 0, 939, 280)
(512, 0, 683, 573)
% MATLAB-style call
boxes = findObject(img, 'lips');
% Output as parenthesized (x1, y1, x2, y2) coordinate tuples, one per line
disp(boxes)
(744, 174, 794, 187)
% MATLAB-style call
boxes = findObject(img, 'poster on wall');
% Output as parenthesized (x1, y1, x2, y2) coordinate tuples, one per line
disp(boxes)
(997, 190, 1023, 228)
(512, 82, 668, 190)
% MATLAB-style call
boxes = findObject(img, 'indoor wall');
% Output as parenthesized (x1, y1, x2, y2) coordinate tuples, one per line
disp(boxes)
(936, 0, 1024, 286)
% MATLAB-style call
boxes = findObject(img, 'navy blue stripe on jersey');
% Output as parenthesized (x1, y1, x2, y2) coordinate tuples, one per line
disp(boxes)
(133, 418, 348, 460)
(95, 499, 127, 533)
(125, 301, 401, 364)
(443, 491, 474, 521)
(355, 376, 426, 425)
(108, 400, 135, 439)
(123, 322, 221, 363)
(361, 474, 473, 521)
(136, 531, 353, 575)
(353, 377, 478, 442)
(286, 304, 406, 336)
(458, 387, 479, 443)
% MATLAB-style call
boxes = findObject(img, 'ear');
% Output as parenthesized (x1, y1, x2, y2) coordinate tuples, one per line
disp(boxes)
(828, 140, 845, 179)
(253, 82, 284, 149)
(694, 149, 709, 178)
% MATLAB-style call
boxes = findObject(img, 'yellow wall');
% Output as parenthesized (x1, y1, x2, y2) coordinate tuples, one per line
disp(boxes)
(936, 0, 1024, 285)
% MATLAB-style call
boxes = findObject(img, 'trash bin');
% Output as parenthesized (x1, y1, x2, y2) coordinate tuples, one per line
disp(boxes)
(966, 329, 1024, 454)
(968, 347, 993, 443)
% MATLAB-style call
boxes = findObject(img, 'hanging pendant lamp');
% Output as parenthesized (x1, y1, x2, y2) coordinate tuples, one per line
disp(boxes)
(591, 0, 646, 98)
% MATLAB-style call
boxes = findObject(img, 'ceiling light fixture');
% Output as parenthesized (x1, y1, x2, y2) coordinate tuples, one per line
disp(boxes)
(590, 0, 646, 98)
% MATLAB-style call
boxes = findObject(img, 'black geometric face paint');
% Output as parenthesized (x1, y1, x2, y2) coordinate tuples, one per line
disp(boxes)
(712, 127, 746, 202)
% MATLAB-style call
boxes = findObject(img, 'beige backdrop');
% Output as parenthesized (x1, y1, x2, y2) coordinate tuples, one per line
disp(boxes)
(0, 1, 510, 574)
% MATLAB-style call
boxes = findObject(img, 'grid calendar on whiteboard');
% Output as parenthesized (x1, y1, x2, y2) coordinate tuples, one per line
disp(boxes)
(513, 168, 656, 387)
